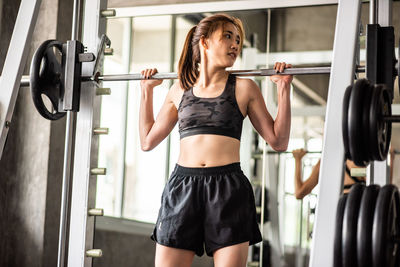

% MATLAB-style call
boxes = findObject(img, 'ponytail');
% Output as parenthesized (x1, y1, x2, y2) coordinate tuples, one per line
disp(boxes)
(178, 26, 199, 91)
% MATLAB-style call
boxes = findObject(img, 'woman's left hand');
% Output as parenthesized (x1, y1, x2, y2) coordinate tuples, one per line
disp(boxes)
(270, 62, 293, 84)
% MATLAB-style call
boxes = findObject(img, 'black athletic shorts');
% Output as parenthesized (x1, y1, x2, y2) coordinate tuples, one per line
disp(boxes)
(151, 162, 262, 256)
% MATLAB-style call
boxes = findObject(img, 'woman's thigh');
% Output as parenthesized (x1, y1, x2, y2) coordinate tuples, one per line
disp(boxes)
(155, 244, 195, 267)
(213, 242, 249, 267)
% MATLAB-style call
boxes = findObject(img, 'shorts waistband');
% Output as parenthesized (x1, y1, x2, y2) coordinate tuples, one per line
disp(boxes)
(173, 162, 241, 176)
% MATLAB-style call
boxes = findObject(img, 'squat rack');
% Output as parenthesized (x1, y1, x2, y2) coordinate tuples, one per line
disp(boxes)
(0, 0, 392, 267)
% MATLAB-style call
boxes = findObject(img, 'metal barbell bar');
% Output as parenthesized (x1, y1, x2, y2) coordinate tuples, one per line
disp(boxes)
(19, 65, 366, 87)
(252, 150, 322, 159)
(383, 115, 400, 122)
(91, 66, 366, 82)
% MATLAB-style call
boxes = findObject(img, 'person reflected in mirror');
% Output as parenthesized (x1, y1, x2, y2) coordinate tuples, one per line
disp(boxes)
(139, 13, 293, 267)
(292, 147, 396, 199)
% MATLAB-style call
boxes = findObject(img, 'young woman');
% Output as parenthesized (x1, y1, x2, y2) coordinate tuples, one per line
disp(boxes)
(139, 13, 292, 267)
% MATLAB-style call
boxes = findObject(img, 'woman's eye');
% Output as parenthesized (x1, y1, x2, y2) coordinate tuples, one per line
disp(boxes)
(225, 34, 231, 39)
(236, 40, 240, 45)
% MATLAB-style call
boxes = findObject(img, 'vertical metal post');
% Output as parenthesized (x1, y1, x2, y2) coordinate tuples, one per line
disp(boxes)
(165, 15, 176, 182)
(371, 0, 391, 186)
(57, 0, 81, 266)
(309, 1, 362, 266)
(0, 0, 42, 159)
(67, 0, 107, 266)
(370, 0, 378, 24)
(118, 17, 133, 217)
(265, 154, 284, 267)
(260, 9, 272, 267)
(378, 0, 392, 26)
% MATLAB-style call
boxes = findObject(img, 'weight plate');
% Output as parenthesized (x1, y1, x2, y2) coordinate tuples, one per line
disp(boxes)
(369, 85, 392, 161)
(372, 184, 400, 267)
(369, 87, 380, 161)
(357, 184, 380, 267)
(362, 81, 374, 162)
(30, 39, 65, 120)
(382, 86, 392, 160)
(342, 84, 353, 160)
(334, 194, 348, 267)
(342, 183, 365, 267)
(348, 79, 370, 166)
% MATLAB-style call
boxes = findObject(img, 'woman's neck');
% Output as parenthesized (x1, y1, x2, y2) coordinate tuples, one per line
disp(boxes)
(196, 66, 228, 89)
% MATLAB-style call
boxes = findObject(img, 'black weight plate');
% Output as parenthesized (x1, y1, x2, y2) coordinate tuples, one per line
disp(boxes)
(394, 187, 400, 267)
(380, 86, 392, 160)
(342, 84, 353, 160)
(357, 184, 380, 267)
(30, 39, 65, 120)
(334, 194, 348, 267)
(369, 85, 392, 161)
(361, 82, 374, 162)
(348, 79, 370, 166)
(342, 183, 365, 267)
(372, 184, 400, 267)
(369, 87, 380, 160)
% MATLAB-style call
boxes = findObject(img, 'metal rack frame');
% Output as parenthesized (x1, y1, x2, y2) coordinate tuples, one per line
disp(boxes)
(1, 0, 394, 267)
(310, 0, 363, 266)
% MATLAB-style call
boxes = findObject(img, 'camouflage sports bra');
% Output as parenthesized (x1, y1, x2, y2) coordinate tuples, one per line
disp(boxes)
(178, 74, 244, 140)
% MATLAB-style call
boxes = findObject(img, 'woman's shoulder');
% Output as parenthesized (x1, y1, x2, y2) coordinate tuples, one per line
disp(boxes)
(168, 81, 186, 108)
(236, 77, 259, 90)
(235, 77, 261, 99)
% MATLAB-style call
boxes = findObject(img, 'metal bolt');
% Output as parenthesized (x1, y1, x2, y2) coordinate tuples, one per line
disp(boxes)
(104, 48, 114, 56)
(91, 168, 107, 175)
(88, 208, 104, 216)
(86, 249, 103, 258)
(93, 128, 109, 135)
(100, 9, 116, 17)
(350, 168, 366, 177)
(96, 88, 111, 96)
(5, 121, 10, 128)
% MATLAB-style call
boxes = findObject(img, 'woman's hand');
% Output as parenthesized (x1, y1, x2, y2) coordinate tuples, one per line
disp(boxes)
(270, 62, 293, 84)
(140, 68, 163, 88)
(292, 148, 307, 160)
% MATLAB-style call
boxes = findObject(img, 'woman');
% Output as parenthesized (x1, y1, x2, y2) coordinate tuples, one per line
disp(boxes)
(139, 13, 292, 267)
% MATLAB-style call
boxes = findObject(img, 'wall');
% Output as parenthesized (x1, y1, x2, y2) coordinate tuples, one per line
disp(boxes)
(0, 0, 72, 266)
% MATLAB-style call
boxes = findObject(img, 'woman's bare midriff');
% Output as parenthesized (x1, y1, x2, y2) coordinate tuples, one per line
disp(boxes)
(178, 135, 240, 167)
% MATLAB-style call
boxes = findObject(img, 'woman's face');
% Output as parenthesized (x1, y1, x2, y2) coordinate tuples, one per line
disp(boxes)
(203, 22, 241, 68)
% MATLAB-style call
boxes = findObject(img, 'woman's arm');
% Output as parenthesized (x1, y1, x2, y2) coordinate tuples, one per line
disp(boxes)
(139, 68, 179, 151)
(246, 62, 293, 151)
(294, 157, 320, 200)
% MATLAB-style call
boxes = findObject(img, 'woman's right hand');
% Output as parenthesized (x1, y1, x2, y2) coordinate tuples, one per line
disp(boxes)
(292, 148, 307, 160)
(140, 68, 163, 88)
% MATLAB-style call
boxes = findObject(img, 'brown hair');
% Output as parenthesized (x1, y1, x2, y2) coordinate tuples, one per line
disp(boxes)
(178, 13, 245, 90)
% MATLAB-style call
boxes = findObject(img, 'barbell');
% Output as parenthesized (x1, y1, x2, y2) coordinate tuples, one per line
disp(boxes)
(28, 37, 367, 120)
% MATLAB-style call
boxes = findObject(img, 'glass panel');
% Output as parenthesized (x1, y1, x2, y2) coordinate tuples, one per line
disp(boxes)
(283, 195, 301, 246)
(96, 18, 132, 217)
(122, 16, 172, 223)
